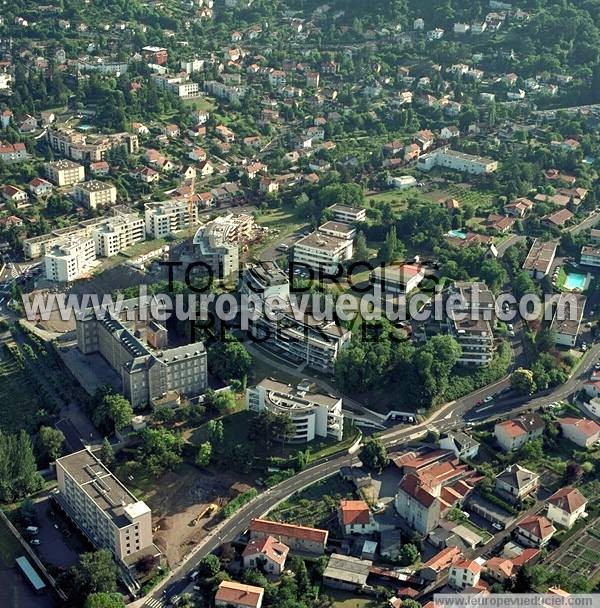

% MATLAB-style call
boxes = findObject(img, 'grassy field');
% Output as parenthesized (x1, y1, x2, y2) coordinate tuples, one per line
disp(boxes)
(0, 353, 40, 433)
(254, 207, 306, 231)
(330, 590, 376, 608)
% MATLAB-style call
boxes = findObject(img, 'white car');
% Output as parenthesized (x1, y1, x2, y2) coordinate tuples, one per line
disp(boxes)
(492, 522, 503, 531)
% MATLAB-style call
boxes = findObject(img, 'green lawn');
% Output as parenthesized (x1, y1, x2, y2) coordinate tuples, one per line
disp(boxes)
(254, 208, 306, 231)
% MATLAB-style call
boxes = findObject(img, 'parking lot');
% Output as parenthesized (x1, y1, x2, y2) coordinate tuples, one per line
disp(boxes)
(30, 497, 86, 570)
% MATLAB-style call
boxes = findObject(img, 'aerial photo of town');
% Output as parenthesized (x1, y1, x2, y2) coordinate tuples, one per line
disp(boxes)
(0, 0, 600, 607)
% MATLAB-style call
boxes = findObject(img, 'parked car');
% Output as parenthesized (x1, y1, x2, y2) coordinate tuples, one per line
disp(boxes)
(492, 522, 503, 531)
(30, 539, 41, 546)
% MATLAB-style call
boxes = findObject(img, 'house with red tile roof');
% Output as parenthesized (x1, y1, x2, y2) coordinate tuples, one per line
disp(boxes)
(542, 208, 573, 229)
(1, 185, 28, 203)
(29, 177, 53, 198)
(249, 519, 328, 555)
(505, 197, 534, 217)
(449, 559, 482, 589)
(495, 464, 539, 502)
(558, 417, 600, 447)
(515, 514, 556, 547)
(546, 487, 587, 529)
(494, 413, 544, 451)
(420, 546, 461, 581)
(242, 535, 289, 575)
(215, 580, 264, 608)
(485, 214, 515, 233)
(338, 500, 376, 536)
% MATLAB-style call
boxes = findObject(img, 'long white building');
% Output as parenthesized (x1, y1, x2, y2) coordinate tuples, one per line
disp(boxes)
(55, 449, 159, 587)
(246, 378, 344, 442)
(293, 223, 354, 275)
(418, 147, 498, 174)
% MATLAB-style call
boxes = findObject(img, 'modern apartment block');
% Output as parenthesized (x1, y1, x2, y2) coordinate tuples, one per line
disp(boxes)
(55, 449, 159, 585)
(326, 204, 367, 224)
(91, 212, 145, 257)
(72, 180, 117, 209)
(47, 126, 138, 162)
(44, 235, 96, 282)
(152, 73, 200, 98)
(523, 239, 558, 279)
(144, 199, 198, 238)
(24, 207, 138, 259)
(246, 378, 344, 443)
(76, 301, 207, 407)
(418, 146, 498, 174)
(241, 261, 351, 373)
(44, 159, 85, 186)
(293, 226, 354, 275)
(193, 214, 256, 278)
(447, 281, 495, 366)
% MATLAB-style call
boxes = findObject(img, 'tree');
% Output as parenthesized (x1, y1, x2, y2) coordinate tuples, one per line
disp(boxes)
(84, 592, 126, 608)
(565, 460, 583, 481)
(510, 368, 536, 395)
(93, 392, 133, 433)
(379, 227, 404, 263)
(100, 438, 114, 467)
(0, 430, 43, 502)
(399, 543, 420, 566)
(207, 419, 224, 443)
(360, 437, 389, 471)
(198, 554, 221, 579)
(135, 555, 158, 575)
(513, 271, 537, 299)
(136, 428, 183, 474)
(35, 426, 65, 463)
(205, 390, 236, 414)
(196, 441, 212, 467)
(209, 340, 252, 383)
(353, 232, 370, 262)
(74, 550, 118, 595)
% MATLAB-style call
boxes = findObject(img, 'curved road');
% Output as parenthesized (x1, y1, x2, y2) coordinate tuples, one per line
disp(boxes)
(141, 342, 600, 607)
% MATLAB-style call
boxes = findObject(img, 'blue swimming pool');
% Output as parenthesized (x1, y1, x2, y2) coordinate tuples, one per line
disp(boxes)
(563, 272, 587, 291)
(448, 229, 467, 239)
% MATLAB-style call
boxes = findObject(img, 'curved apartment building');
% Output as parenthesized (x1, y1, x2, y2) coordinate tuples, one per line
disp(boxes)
(246, 378, 344, 443)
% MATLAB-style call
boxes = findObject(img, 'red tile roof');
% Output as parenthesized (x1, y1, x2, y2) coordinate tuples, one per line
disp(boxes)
(421, 546, 461, 572)
(215, 581, 264, 608)
(517, 515, 556, 540)
(249, 518, 328, 544)
(398, 473, 438, 508)
(242, 535, 289, 566)
(453, 559, 482, 574)
(547, 487, 587, 514)
(339, 500, 371, 526)
(558, 417, 600, 439)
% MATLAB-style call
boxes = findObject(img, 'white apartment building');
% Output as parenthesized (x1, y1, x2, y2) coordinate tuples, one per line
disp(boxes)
(546, 487, 587, 529)
(92, 213, 145, 257)
(44, 235, 96, 282)
(371, 263, 426, 294)
(44, 159, 85, 186)
(246, 378, 344, 443)
(55, 449, 158, 580)
(327, 204, 367, 224)
(152, 73, 200, 98)
(72, 180, 117, 209)
(448, 560, 482, 590)
(418, 147, 498, 174)
(242, 261, 290, 300)
(550, 293, 586, 347)
(144, 200, 197, 239)
(294, 230, 353, 275)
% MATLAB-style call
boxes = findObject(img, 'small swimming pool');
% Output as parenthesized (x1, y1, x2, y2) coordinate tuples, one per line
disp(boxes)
(563, 272, 587, 291)
(448, 229, 467, 239)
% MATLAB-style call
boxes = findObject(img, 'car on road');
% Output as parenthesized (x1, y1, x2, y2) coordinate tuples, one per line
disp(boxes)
(492, 522, 503, 531)
(483, 395, 493, 403)
(30, 539, 41, 546)
(276, 243, 289, 252)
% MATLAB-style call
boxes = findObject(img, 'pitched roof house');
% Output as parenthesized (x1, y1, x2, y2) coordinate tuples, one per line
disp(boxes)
(546, 487, 587, 529)
(515, 514, 556, 547)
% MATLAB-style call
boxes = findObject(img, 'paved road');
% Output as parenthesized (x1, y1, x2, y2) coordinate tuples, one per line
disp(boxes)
(566, 211, 600, 235)
(136, 325, 600, 607)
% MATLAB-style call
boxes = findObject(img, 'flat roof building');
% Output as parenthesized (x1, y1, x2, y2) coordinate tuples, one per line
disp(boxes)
(246, 378, 344, 443)
(55, 449, 159, 587)
(523, 239, 558, 279)
(144, 199, 197, 239)
(44, 235, 96, 282)
(72, 180, 117, 209)
(550, 293, 586, 347)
